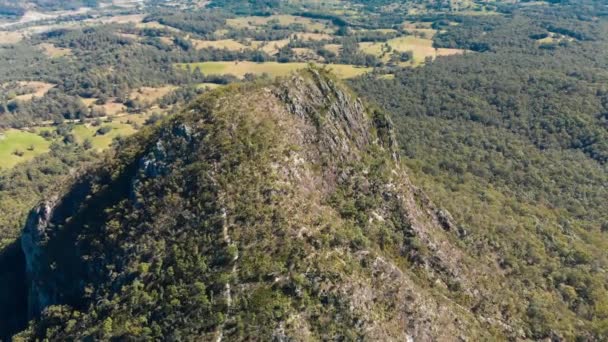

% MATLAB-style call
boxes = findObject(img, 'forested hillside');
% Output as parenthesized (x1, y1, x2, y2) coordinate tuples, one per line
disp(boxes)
(1, 0, 608, 340)
(351, 0, 608, 338)
(7, 70, 510, 340)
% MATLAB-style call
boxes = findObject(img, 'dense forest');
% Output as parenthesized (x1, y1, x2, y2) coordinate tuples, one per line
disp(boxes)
(351, 0, 608, 338)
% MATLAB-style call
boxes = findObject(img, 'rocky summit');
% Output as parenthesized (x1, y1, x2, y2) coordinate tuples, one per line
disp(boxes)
(0, 68, 519, 340)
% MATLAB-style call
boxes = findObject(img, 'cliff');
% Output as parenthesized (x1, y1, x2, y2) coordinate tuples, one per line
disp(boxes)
(12, 69, 514, 340)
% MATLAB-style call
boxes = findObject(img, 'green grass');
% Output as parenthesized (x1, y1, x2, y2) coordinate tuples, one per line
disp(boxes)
(0, 129, 51, 170)
(359, 35, 465, 66)
(0, 115, 146, 170)
(177, 62, 372, 79)
(71, 122, 137, 150)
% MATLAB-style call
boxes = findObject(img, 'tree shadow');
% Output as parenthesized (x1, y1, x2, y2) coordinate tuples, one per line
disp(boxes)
(0, 240, 28, 340)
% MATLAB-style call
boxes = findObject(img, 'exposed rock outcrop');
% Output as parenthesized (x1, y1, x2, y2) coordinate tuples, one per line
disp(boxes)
(15, 69, 511, 341)
(21, 199, 56, 318)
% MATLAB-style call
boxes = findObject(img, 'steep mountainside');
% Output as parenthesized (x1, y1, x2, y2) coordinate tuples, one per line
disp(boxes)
(4, 69, 519, 340)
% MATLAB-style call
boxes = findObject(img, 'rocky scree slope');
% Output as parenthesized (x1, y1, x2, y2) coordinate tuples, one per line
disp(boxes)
(12, 69, 512, 340)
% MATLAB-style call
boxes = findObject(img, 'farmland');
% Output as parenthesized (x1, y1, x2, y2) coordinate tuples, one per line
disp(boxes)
(190, 38, 248, 51)
(177, 61, 372, 79)
(359, 36, 465, 65)
(69, 121, 137, 150)
(12, 82, 55, 101)
(0, 111, 157, 170)
(226, 15, 332, 32)
(0, 129, 51, 170)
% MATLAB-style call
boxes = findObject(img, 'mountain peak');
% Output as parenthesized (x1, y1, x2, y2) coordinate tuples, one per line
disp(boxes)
(17, 69, 506, 340)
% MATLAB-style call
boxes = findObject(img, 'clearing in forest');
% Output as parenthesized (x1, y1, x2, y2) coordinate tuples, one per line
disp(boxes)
(197, 83, 223, 89)
(136, 21, 181, 32)
(226, 15, 332, 32)
(0, 31, 23, 44)
(359, 35, 465, 65)
(177, 61, 371, 79)
(89, 14, 145, 24)
(190, 38, 248, 51)
(129, 86, 178, 105)
(0, 129, 51, 170)
(13, 82, 55, 101)
(256, 39, 291, 55)
(323, 44, 342, 55)
(70, 122, 136, 150)
(38, 43, 71, 57)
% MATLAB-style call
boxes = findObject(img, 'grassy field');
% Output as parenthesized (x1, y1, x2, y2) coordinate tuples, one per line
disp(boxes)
(90, 14, 145, 24)
(0, 112, 153, 170)
(359, 36, 464, 65)
(190, 38, 248, 51)
(0, 31, 23, 44)
(293, 32, 333, 41)
(538, 36, 555, 44)
(226, 15, 332, 32)
(323, 44, 342, 55)
(197, 83, 223, 89)
(136, 21, 180, 32)
(13, 81, 55, 101)
(177, 61, 371, 79)
(129, 86, 177, 105)
(257, 39, 291, 54)
(0, 129, 51, 170)
(37, 43, 71, 58)
(70, 122, 137, 150)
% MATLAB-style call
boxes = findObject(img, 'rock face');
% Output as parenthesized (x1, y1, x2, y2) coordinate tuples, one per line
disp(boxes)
(21, 200, 56, 318)
(15, 69, 512, 341)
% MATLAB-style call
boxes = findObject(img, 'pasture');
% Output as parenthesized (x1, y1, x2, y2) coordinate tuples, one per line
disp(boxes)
(38, 43, 71, 58)
(177, 61, 371, 79)
(14, 82, 55, 101)
(197, 83, 223, 89)
(0, 129, 51, 170)
(190, 38, 248, 51)
(129, 86, 178, 105)
(71, 122, 137, 150)
(226, 15, 332, 32)
(359, 35, 465, 65)
(0, 31, 23, 44)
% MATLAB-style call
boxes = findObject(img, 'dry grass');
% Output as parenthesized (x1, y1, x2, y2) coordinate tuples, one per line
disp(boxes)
(360, 35, 465, 65)
(110, 0, 144, 8)
(116, 32, 141, 41)
(292, 48, 317, 59)
(92, 14, 145, 24)
(159, 36, 174, 46)
(129, 86, 177, 105)
(258, 39, 290, 55)
(14, 82, 55, 101)
(323, 44, 342, 55)
(190, 38, 248, 51)
(81, 98, 97, 106)
(402, 21, 437, 38)
(95, 102, 127, 116)
(38, 43, 71, 57)
(0, 31, 23, 44)
(22, 22, 81, 35)
(197, 83, 223, 90)
(292, 32, 332, 41)
(136, 21, 180, 32)
(177, 61, 371, 79)
(226, 15, 331, 32)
